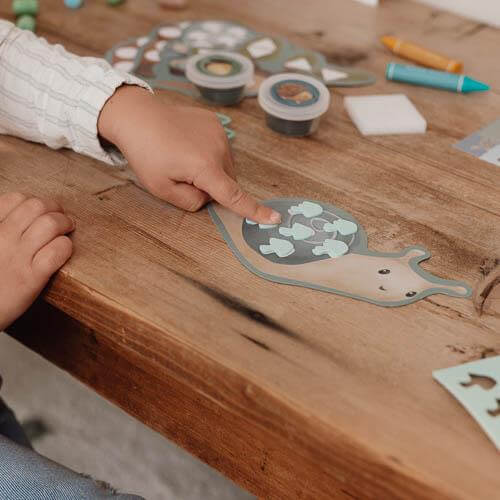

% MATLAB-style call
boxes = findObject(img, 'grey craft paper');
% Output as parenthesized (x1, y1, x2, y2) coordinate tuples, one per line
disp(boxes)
(454, 118, 500, 167)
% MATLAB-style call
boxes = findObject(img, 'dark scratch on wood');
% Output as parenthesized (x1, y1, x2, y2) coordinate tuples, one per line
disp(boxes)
(170, 272, 347, 366)
(424, 298, 494, 333)
(131, 226, 199, 268)
(457, 23, 487, 39)
(260, 450, 268, 472)
(481, 348, 499, 359)
(446, 344, 466, 354)
(93, 181, 132, 198)
(340, 488, 359, 499)
(240, 333, 271, 351)
(480, 258, 500, 277)
(388, 455, 403, 465)
(474, 266, 500, 316)
(173, 271, 303, 341)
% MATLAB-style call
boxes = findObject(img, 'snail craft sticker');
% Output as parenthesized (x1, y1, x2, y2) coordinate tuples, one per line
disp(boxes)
(209, 198, 472, 307)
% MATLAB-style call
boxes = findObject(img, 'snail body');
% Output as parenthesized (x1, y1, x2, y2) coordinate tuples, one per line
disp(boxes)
(209, 198, 471, 307)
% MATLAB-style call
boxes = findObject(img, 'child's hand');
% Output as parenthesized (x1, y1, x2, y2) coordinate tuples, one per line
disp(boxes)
(0, 193, 74, 331)
(98, 86, 281, 225)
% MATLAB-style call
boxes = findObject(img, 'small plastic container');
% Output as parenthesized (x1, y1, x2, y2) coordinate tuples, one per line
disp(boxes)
(258, 73, 330, 136)
(185, 51, 254, 105)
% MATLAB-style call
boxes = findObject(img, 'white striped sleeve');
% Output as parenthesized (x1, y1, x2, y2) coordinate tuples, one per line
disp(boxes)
(0, 20, 152, 166)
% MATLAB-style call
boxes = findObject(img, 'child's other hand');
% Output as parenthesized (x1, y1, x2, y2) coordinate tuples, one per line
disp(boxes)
(0, 193, 74, 331)
(98, 86, 281, 225)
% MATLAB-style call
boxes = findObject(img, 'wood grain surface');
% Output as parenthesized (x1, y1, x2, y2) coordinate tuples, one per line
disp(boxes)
(2, 0, 500, 498)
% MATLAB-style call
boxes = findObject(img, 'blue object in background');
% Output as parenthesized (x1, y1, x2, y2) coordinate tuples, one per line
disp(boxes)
(386, 62, 490, 94)
(64, 0, 83, 8)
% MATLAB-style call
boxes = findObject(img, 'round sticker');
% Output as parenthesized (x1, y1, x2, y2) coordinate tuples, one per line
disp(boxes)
(172, 42, 189, 54)
(145, 49, 161, 63)
(158, 26, 182, 39)
(202, 21, 223, 33)
(115, 46, 138, 60)
(155, 40, 167, 51)
(227, 26, 247, 38)
(136, 36, 150, 47)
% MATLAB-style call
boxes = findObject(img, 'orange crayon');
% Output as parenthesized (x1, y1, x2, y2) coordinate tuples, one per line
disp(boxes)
(381, 36, 463, 73)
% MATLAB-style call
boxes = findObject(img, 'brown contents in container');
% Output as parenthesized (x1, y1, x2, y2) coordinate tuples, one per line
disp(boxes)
(206, 61, 233, 76)
(277, 82, 313, 104)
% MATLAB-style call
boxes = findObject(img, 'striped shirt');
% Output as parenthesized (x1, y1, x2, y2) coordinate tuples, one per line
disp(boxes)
(0, 20, 151, 166)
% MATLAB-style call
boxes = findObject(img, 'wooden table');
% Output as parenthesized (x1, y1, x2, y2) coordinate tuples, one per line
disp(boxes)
(2, 0, 500, 498)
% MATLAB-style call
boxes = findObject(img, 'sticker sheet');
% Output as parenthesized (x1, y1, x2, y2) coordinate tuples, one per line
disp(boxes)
(454, 118, 500, 168)
(216, 112, 235, 140)
(434, 356, 500, 450)
(106, 20, 376, 99)
(209, 198, 472, 307)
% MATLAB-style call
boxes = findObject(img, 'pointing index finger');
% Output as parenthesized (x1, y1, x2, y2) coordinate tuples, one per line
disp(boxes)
(194, 168, 281, 224)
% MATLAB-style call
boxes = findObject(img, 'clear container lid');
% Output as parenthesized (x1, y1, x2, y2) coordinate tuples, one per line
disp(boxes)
(185, 51, 254, 90)
(258, 73, 331, 121)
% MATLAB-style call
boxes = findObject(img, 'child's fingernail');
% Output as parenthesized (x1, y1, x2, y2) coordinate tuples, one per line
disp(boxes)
(270, 211, 281, 224)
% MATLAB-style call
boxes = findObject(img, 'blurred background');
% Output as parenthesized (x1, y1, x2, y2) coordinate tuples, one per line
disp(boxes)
(0, 333, 254, 500)
(358, 0, 500, 27)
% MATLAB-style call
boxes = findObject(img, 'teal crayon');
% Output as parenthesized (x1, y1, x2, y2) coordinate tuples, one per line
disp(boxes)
(386, 62, 490, 93)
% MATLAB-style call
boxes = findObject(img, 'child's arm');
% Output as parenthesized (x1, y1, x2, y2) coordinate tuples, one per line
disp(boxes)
(0, 20, 142, 165)
(0, 21, 279, 224)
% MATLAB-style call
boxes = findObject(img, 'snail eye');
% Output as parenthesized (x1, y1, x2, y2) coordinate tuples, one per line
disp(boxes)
(378, 269, 390, 275)
(406, 291, 417, 297)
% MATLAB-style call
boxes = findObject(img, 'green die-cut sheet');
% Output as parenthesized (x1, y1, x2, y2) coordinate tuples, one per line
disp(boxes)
(216, 112, 231, 126)
(105, 34, 152, 75)
(215, 113, 235, 140)
(106, 20, 376, 101)
(224, 127, 235, 140)
(433, 356, 500, 451)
